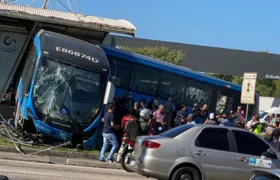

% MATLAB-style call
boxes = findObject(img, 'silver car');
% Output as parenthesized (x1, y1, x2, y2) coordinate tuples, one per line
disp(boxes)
(129, 124, 280, 180)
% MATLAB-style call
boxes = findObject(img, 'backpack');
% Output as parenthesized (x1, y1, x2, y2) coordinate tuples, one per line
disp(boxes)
(124, 119, 142, 141)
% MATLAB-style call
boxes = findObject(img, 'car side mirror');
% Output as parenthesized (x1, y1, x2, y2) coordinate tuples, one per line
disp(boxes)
(261, 148, 277, 159)
(103, 81, 115, 105)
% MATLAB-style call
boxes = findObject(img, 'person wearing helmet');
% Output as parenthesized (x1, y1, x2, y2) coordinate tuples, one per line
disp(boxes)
(139, 108, 153, 136)
(120, 108, 152, 148)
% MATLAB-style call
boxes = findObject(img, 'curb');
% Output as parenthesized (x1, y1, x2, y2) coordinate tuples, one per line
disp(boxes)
(0, 145, 100, 159)
(0, 152, 51, 163)
(0, 152, 121, 170)
(66, 158, 121, 169)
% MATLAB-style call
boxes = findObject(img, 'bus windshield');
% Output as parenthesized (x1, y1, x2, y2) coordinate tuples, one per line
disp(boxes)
(32, 57, 103, 127)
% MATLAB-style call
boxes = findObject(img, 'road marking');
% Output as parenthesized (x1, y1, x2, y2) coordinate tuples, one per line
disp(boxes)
(0, 169, 61, 177)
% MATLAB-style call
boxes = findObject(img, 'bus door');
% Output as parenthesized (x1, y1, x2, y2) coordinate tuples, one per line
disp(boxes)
(215, 88, 235, 115)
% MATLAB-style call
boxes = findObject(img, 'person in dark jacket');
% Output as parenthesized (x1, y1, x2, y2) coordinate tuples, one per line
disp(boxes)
(124, 108, 153, 141)
(175, 104, 188, 126)
(123, 89, 133, 113)
(164, 95, 173, 129)
(193, 104, 209, 124)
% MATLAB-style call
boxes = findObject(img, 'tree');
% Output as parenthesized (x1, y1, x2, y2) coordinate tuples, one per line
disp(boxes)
(275, 81, 280, 97)
(211, 74, 234, 82)
(211, 74, 276, 97)
(120, 46, 185, 65)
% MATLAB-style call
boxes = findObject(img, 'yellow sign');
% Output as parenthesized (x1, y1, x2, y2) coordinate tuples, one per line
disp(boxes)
(241, 72, 257, 104)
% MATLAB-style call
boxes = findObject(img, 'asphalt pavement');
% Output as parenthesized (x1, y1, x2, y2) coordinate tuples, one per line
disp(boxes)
(0, 159, 155, 180)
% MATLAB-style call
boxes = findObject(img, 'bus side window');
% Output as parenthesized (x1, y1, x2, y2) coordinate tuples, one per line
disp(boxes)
(107, 55, 131, 89)
(215, 89, 234, 114)
(130, 64, 159, 95)
(184, 80, 212, 106)
(158, 72, 186, 101)
(21, 45, 37, 95)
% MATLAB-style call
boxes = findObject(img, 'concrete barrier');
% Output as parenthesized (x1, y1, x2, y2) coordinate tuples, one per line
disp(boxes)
(0, 152, 51, 163)
(0, 145, 100, 159)
(0, 151, 121, 170)
(66, 158, 121, 169)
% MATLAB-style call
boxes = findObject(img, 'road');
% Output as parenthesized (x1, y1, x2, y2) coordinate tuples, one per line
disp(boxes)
(0, 159, 155, 180)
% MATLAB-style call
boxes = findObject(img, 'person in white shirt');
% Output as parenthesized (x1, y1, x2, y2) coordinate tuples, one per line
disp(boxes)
(246, 115, 258, 131)
(187, 114, 196, 124)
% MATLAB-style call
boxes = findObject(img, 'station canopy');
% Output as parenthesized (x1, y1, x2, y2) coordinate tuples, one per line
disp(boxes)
(0, 3, 136, 42)
(103, 35, 280, 80)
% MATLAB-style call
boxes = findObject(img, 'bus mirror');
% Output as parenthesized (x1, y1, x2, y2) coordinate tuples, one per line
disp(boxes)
(103, 81, 115, 105)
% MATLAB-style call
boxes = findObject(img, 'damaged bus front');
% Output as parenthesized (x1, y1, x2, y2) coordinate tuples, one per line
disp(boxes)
(14, 30, 114, 149)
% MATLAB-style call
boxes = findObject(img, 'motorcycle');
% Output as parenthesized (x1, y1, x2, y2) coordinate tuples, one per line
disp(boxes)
(120, 138, 135, 172)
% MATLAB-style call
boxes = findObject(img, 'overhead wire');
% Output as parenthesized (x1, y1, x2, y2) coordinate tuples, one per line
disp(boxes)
(27, 0, 39, 6)
(0, 114, 70, 156)
(71, 0, 84, 15)
(66, 0, 73, 12)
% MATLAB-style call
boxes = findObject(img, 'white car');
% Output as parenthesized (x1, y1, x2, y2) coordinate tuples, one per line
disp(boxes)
(259, 107, 280, 123)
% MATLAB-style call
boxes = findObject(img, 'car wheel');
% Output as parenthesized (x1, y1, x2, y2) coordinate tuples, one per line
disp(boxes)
(171, 167, 200, 180)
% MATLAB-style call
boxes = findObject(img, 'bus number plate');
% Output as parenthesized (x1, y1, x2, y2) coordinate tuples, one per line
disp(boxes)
(56, 47, 99, 63)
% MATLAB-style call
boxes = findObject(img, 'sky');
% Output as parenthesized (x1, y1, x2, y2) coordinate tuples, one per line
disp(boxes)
(14, 0, 280, 54)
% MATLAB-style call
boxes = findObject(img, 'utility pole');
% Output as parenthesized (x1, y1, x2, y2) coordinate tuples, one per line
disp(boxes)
(1, 0, 84, 14)
(41, 0, 49, 9)
(1, 0, 16, 3)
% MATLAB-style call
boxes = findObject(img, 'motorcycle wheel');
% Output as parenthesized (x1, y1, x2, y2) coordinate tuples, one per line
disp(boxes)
(121, 149, 134, 172)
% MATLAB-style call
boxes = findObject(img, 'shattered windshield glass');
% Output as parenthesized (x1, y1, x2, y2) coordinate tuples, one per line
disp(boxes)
(33, 57, 103, 126)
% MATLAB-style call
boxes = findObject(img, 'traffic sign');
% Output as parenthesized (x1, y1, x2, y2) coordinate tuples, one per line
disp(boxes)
(241, 72, 257, 105)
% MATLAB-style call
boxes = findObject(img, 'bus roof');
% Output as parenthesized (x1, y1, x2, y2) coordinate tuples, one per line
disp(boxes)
(0, 3, 136, 36)
(100, 45, 242, 91)
(37, 30, 109, 73)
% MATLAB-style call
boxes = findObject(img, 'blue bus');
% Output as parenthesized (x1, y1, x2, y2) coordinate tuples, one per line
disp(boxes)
(13, 30, 115, 149)
(101, 45, 259, 119)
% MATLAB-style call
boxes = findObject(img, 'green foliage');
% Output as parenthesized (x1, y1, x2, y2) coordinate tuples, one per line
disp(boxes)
(255, 79, 276, 97)
(212, 74, 276, 97)
(211, 74, 234, 82)
(120, 46, 185, 65)
(275, 81, 280, 97)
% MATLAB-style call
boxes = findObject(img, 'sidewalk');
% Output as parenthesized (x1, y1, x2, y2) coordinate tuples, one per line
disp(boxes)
(0, 144, 101, 159)
(0, 151, 122, 169)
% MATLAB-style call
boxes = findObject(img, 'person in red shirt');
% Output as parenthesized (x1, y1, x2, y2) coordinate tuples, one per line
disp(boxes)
(116, 115, 136, 163)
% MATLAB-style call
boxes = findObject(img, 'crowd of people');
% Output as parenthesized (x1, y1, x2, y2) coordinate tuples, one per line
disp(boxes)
(246, 113, 280, 151)
(98, 91, 270, 163)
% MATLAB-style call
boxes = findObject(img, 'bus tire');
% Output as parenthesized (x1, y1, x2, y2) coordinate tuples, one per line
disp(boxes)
(121, 149, 134, 173)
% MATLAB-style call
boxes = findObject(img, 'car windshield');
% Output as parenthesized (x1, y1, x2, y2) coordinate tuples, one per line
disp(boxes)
(253, 174, 279, 180)
(32, 57, 104, 125)
(259, 112, 268, 119)
(159, 124, 195, 138)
